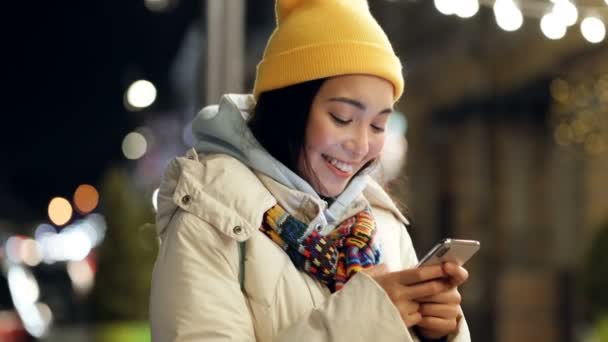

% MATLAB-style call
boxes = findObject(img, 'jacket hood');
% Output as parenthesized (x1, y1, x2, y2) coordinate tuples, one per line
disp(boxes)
(190, 94, 369, 227)
(154, 149, 409, 238)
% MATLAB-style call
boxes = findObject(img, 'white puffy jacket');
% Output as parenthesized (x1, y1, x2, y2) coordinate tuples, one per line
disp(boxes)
(149, 149, 470, 341)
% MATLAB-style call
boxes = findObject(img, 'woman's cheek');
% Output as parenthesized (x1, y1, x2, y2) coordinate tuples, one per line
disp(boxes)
(369, 136, 385, 158)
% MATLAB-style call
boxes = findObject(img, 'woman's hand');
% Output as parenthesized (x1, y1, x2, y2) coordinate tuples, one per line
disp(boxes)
(368, 265, 452, 328)
(415, 263, 469, 340)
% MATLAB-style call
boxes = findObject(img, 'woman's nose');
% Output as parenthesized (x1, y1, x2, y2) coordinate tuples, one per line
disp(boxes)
(343, 127, 369, 159)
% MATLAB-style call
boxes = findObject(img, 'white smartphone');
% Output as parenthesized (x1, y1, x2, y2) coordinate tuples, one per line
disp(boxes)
(416, 238, 480, 267)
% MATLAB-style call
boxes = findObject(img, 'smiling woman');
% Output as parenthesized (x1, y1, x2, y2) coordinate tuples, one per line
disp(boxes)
(149, 0, 472, 341)
(299, 75, 394, 197)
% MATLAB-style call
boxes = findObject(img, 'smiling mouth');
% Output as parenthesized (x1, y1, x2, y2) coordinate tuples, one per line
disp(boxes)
(322, 154, 355, 174)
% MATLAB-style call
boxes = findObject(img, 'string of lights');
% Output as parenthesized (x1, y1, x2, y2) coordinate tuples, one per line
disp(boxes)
(432, 0, 608, 43)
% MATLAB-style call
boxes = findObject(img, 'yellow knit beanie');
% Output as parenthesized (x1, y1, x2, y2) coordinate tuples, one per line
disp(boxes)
(253, 0, 404, 102)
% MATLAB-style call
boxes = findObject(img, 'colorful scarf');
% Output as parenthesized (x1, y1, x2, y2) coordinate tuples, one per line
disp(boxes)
(260, 204, 381, 292)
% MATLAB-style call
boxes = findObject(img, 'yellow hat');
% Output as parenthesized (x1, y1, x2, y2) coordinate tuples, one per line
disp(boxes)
(253, 0, 404, 102)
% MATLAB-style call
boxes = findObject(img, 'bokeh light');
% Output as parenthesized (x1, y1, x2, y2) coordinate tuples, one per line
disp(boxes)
(456, 0, 479, 19)
(29, 303, 53, 338)
(144, 0, 171, 12)
(550, 75, 608, 156)
(551, 78, 570, 103)
(580, 17, 606, 44)
(551, 0, 578, 27)
(7, 266, 40, 307)
(494, 0, 524, 32)
(152, 188, 160, 212)
(48, 197, 73, 226)
(34, 224, 56, 241)
(37, 214, 106, 264)
(73, 184, 99, 214)
(125, 79, 157, 110)
(67, 260, 95, 296)
(541, 12, 567, 40)
(84, 213, 108, 247)
(554, 123, 573, 146)
(122, 132, 148, 160)
(18, 302, 53, 338)
(20, 239, 43, 267)
(5, 236, 25, 264)
(434, 0, 456, 15)
(61, 229, 92, 262)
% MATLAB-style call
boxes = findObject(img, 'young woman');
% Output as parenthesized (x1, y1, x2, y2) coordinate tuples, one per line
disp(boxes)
(150, 1, 471, 341)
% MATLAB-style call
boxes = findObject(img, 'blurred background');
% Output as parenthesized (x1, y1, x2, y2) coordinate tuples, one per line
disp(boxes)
(2, 0, 608, 341)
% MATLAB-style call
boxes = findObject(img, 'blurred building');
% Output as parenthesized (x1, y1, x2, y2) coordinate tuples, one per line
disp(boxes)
(368, 2, 608, 341)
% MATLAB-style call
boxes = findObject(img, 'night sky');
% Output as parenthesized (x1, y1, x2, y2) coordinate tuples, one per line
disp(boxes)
(3, 1, 200, 222)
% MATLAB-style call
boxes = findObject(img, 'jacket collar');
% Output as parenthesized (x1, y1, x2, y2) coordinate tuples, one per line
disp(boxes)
(156, 150, 409, 242)
(156, 149, 277, 241)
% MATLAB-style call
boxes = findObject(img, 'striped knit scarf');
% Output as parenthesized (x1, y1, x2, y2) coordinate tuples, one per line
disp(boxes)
(260, 204, 381, 292)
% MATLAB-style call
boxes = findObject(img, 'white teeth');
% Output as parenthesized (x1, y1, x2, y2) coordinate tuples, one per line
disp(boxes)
(324, 155, 353, 173)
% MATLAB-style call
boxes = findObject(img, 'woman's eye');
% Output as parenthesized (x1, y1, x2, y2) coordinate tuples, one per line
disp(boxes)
(329, 112, 351, 125)
(371, 125, 385, 133)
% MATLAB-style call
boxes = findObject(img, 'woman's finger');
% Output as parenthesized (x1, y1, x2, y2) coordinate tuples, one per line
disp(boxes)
(395, 299, 419, 315)
(389, 265, 445, 286)
(405, 279, 451, 299)
(417, 287, 461, 304)
(418, 303, 460, 319)
(417, 315, 458, 334)
(402, 311, 422, 328)
(442, 263, 468, 287)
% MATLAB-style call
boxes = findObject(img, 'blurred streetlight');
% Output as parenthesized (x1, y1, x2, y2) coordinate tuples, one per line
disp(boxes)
(73, 184, 99, 214)
(494, 0, 524, 32)
(580, 17, 606, 43)
(541, 12, 567, 40)
(125, 80, 157, 111)
(122, 132, 148, 160)
(434, 0, 456, 15)
(48, 197, 73, 226)
(456, 0, 479, 19)
(551, 0, 578, 27)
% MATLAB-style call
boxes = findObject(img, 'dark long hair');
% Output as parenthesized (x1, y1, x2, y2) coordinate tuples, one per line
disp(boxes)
(248, 79, 327, 174)
(248, 78, 378, 198)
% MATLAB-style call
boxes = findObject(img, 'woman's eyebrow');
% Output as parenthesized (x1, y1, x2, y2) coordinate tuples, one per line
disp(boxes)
(328, 97, 393, 114)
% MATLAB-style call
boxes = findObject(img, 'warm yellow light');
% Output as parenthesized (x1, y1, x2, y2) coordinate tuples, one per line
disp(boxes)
(585, 135, 606, 155)
(73, 184, 99, 214)
(550, 79, 570, 103)
(48, 197, 73, 226)
(554, 123, 572, 146)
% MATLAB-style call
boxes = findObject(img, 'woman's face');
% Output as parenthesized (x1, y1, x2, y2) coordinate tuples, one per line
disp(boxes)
(298, 74, 394, 197)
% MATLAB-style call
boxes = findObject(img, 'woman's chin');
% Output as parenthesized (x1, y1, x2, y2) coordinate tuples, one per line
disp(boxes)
(318, 183, 347, 199)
